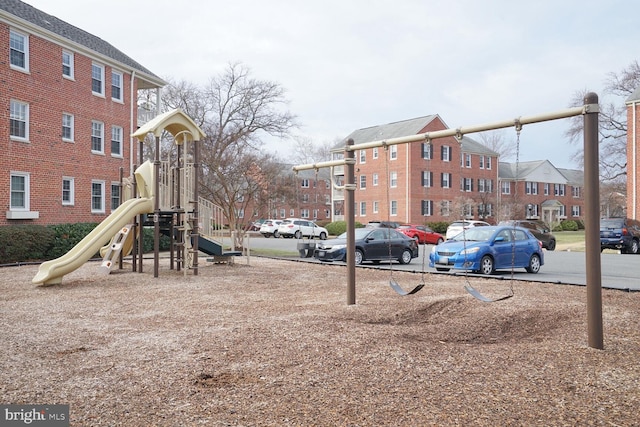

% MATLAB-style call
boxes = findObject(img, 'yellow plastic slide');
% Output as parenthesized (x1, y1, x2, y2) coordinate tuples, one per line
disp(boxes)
(32, 197, 153, 285)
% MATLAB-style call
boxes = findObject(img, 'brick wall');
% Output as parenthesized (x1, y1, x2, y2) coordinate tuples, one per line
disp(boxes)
(1, 24, 136, 226)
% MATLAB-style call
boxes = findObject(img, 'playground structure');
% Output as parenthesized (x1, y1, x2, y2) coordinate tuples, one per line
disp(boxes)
(32, 109, 237, 286)
(293, 93, 604, 350)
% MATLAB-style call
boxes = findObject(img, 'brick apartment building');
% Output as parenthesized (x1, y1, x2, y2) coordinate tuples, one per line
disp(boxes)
(627, 87, 640, 220)
(1, 0, 164, 226)
(331, 115, 584, 227)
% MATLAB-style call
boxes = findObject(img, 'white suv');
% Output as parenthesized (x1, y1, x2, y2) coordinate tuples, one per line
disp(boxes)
(445, 220, 490, 240)
(259, 219, 283, 238)
(277, 218, 328, 239)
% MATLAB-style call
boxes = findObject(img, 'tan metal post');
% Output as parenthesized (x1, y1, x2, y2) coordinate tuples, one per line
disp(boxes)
(154, 135, 160, 278)
(345, 138, 356, 305)
(584, 92, 603, 349)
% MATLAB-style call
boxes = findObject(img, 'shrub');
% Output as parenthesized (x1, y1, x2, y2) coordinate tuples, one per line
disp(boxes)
(560, 220, 579, 231)
(47, 223, 99, 259)
(0, 225, 55, 264)
(427, 221, 449, 235)
(324, 221, 364, 236)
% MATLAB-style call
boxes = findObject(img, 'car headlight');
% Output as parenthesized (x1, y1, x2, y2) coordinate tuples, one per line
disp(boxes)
(460, 246, 480, 255)
(330, 244, 346, 251)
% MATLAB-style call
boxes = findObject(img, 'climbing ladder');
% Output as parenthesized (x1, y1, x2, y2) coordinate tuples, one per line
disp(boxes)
(99, 224, 134, 274)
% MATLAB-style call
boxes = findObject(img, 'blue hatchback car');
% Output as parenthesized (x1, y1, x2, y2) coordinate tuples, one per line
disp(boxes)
(429, 225, 544, 275)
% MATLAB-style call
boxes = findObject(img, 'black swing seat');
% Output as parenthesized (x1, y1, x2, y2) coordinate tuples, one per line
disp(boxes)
(390, 279, 424, 296)
(464, 284, 513, 302)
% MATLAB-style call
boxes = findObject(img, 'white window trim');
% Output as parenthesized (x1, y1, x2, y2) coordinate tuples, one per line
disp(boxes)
(62, 50, 74, 79)
(62, 113, 74, 142)
(9, 29, 29, 72)
(7, 172, 39, 219)
(111, 125, 123, 157)
(62, 176, 75, 206)
(91, 120, 104, 154)
(10, 99, 29, 142)
(91, 180, 105, 214)
(92, 63, 105, 97)
(111, 69, 124, 102)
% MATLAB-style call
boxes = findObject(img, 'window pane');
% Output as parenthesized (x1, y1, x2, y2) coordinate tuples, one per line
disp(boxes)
(10, 31, 26, 68)
(10, 175, 26, 208)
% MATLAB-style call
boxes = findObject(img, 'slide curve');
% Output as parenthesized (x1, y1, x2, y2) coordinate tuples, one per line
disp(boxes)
(32, 197, 154, 285)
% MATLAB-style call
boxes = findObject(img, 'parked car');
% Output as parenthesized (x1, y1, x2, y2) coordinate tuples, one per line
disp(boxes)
(246, 219, 267, 231)
(499, 219, 556, 251)
(600, 217, 640, 254)
(366, 220, 400, 229)
(259, 219, 283, 238)
(277, 218, 328, 239)
(315, 227, 419, 265)
(445, 220, 490, 240)
(396, 224, 444, 245)
(430, 225, 544, 275)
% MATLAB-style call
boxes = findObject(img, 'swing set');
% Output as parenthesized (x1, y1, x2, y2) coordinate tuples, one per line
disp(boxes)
(293, 92, 604, 349)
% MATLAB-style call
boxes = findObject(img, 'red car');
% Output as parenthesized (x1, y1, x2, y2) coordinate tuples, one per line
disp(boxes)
(396, 224, 445, 245)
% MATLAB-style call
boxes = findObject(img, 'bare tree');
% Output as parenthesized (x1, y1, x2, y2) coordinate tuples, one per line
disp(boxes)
(477, 130, 518, 161)
(290, 135, 340, 165)
(565, 60, 640, 181)
(157, 63, 298, 240)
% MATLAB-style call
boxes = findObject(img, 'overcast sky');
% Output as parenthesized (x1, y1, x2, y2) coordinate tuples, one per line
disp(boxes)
(25, 0, 639, 169)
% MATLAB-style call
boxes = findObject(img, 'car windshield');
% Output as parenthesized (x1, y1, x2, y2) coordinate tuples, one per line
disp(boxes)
(601, 219, 623, 228)
(450, 227, 493, 242)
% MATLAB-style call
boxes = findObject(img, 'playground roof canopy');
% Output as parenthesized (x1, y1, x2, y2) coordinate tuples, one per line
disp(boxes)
(132, 109, 206, 143)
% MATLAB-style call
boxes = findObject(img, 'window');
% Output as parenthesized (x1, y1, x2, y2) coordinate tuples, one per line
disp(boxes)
(302, 194, 309, 203)
(554, 184, 565, 196)
(301, 209, 310, 218)
(360, 201, 366, 216)
(91, 121, 104, 153)
(422, 171, 432, 187)
(111, 70, 123, 101)
(301, 179, 309, 188)
(478, 179, 486, 193)
(313, 209, 319, 219)
(111, 125, 123, 156)
(10, 100, 29, 141)
(280, 209, 285, 218)
(91, 181, 105, 213)
(463, 178, 473, 192)
(324, 194, 330, 204)
(478, 203, 492, 218)
(440, 200, 451, 217)
(465, 153, 472, 168)
(10, 173, 29, 210)
(289, 209, 295, 217)
(10, 30, 28, 71)
(62, 113, 74, 141)
(390, 171, 397, 188)
(572, 186, 581, 198)
(479, 156, 485, 169)
(441, 172, 451, 188)
(92, 63, 105, 95)
(441, 145, 451, 162)
(390, 145, 398, 160)
(526, 182, 538, 195)
(373, 201, 379, 213)
(421, 200, 433, 216)
(359, 175, 366, 189)
(559, 205, 566, 218)
(372, 173, 379, 186)
(572, 205, 581, 217)
(62, 177, 74, 206)
(422, 143, 433, 159)
(486, 156, 492, 170)
(544, 183, 550, 196)
(359, 150, 366, 163)
(501, 181, 511, 194)
(237, 209, 244, 218)
(390, 200, 398, 216)
(62, 50, 74, 78)
(111, 183, 121, 210)
(373, 147, 379, 159)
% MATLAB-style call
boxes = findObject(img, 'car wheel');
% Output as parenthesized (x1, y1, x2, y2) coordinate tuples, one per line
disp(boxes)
(525, 254, 541, 273)
(478, 255, 495, 275)
(294, 230, 302, 239)
(355, 249, 364, 265)
(436, 238, 443, 245)
(547, 239, 556, 251)
(319, 232, 327, 240)
(436, 267, 450, 272)
(398, 249, 413, 265)
(629, 240, 639, 255)
(273, 230, 280, 238)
